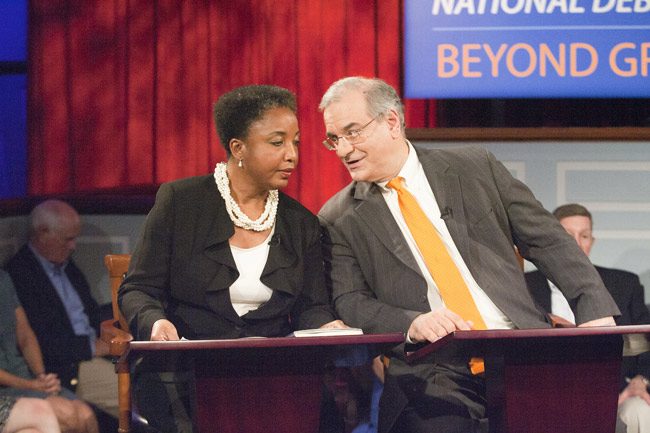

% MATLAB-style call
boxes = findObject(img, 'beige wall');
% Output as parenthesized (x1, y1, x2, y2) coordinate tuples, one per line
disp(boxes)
(1, 214, 146, 305)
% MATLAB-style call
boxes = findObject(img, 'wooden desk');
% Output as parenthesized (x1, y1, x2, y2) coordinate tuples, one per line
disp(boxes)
(407, 325, 650, 433)
(124, 333, 404, 433)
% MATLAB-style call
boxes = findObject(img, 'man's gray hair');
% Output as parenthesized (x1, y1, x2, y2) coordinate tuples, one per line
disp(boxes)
(29, 199, 77, 237)
(319, 77, 406, 132)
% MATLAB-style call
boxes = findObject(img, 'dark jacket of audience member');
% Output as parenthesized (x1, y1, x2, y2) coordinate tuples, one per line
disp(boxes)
(5, 246, 100, 390)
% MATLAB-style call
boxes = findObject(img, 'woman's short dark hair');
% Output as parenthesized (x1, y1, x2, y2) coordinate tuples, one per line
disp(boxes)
(213, 85, 297, 156)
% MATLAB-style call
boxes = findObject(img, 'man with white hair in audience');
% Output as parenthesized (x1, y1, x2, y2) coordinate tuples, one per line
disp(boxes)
(4, 200, 118, 429)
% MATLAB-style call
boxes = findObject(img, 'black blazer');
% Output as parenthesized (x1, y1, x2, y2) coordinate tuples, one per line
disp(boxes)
(4, 245, 100, 386)
(118, 175, 336, 341)
(526, 265, 650, 387)
(525, 266, 650, 327)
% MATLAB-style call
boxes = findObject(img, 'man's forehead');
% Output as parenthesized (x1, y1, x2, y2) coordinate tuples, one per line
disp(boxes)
(324, 93, 369, 128)
(559, 216, 592, 231)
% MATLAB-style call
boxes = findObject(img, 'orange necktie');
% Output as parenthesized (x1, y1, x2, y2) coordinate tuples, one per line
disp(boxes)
(387, 177, 485, 373)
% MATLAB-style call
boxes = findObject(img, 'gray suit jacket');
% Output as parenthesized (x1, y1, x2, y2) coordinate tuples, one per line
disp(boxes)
(318, 144, 619, 430)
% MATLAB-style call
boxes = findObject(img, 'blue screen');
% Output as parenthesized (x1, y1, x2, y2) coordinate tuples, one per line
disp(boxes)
(0, 0, 27, 199)
(405, 0, 650, 98)
(0, 75, 27, 199)
(0, 0, 27, 61)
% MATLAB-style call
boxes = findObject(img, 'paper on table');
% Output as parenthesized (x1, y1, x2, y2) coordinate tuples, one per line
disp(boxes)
(289, 328, 363, 337)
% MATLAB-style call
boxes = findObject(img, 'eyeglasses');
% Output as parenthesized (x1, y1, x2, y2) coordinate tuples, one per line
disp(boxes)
(322, 116, 379, 151)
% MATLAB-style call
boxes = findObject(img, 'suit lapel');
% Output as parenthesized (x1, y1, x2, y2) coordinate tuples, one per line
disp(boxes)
(416, 146, 472, 268)
(260, 196, 297, 295)
(197, 186, 244, 323)
(201, 190, 237, 272)
(23, 247, 76, 329)
(247, 206, 296, 320)
(353, 181, 422, 276)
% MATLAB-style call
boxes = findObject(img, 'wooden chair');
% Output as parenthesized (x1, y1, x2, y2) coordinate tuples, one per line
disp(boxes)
(99, 254, 133, 433)
(514, 246, 524, 271)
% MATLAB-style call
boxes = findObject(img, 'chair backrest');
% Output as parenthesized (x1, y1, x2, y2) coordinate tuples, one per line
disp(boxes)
(102, 254, 134, 433)
(104, 254, 131, 331)
(514, 246, 524, 270)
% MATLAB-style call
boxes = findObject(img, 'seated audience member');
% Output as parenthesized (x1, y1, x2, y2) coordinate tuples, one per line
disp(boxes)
(119, 84, 347, 433)
(0, 269, 99, 433)
(4, 200, 118, 423)
(1, 396, 60, 433)
(525, 203, 650, 433)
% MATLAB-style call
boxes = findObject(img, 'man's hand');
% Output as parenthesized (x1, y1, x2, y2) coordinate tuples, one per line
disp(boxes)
(150, 319, 180, 341)
(578, 316, 616, 327)
(619, 375, 650, 406)
(319, 319, 349, 329)
(407, 308, 473, 343)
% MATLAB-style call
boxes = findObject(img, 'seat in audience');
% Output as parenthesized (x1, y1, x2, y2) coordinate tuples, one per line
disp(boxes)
(99, 254, 133, 433)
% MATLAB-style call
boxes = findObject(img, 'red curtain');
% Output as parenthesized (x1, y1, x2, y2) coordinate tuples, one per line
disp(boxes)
(28, 0, 436, 213)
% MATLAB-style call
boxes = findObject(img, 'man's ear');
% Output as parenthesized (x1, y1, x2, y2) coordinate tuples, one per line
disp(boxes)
(384, 109, 402, 139)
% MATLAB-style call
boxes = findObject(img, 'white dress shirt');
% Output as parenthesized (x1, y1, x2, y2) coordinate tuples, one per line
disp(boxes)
(548, 280, 576, 324)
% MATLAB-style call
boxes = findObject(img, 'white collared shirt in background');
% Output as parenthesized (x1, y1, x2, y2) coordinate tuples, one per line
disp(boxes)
(548, 280, 576, 324)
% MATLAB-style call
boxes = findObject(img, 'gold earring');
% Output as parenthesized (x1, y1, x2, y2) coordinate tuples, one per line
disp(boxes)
(238, 159, 243, 168)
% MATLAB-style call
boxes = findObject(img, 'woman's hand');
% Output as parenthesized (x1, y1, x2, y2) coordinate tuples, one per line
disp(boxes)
(150, 319, 180, 341)
(32, 373, 61, 395)
(319, 319, 349, 329)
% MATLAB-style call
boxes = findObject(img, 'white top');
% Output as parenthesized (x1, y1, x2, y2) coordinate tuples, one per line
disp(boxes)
(229, 228, 275, 316)
(377, 141, 513, 330)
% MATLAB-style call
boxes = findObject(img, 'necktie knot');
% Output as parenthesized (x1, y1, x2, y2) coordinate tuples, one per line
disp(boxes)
(386, 176, 405, 191)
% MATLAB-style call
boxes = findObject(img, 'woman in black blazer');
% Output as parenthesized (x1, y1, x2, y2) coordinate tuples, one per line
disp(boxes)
(118, 85, 345, 433)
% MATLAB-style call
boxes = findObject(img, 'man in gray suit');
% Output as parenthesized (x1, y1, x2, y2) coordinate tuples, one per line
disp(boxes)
(317, 76, 620, 433)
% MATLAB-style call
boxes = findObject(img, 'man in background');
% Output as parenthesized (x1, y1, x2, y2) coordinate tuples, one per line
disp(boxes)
(4, 199, 118, 428)
(525, 203, 650, 433)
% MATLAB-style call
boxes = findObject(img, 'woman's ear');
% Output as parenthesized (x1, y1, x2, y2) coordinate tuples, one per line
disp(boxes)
(229, 138, 245, 160)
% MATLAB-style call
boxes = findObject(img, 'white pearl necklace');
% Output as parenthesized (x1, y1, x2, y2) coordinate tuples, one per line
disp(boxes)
(213, 162, 278, 232)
